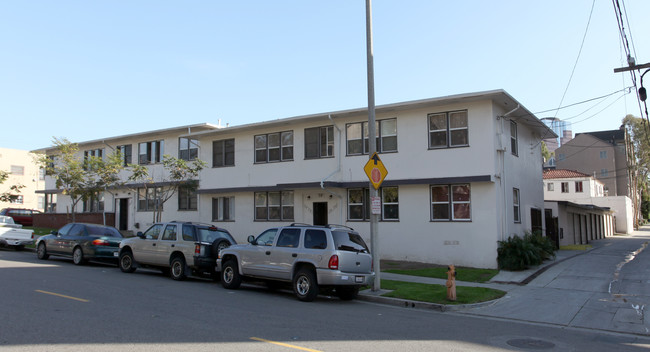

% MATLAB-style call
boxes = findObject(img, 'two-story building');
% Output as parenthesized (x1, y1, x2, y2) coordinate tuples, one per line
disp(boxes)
(36, 90, 554, 269)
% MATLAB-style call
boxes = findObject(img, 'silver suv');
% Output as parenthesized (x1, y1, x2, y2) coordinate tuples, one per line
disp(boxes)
(216, 223, 374, 301)
(119, 221, 235, 281)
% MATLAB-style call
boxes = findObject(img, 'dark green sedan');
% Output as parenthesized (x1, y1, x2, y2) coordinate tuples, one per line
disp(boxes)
(36, 223, 124, 265)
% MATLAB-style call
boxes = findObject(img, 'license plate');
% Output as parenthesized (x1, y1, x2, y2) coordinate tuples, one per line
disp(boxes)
(355, 276, 364, 283)
(113, 252, 119, 257)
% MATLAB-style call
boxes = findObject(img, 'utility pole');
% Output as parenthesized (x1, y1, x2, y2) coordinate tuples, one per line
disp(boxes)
(365, 0, 380, 292)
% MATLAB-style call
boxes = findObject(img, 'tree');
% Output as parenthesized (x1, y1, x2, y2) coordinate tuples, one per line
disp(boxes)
(622, 114, 649, 226)
(541, 141, 553, 164)
(84, 150, 126, 225)
(127, 155, 206, 222)
(38, 138, 87, 222)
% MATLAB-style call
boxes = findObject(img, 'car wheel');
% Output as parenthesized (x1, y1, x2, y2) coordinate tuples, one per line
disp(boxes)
(72, 247, 85, 265)
(336, 286, 359, 300)
(221, 260, 241, 289)
(37, 242, 49, 260)
(119, 251, 137, 273)
(211, 239, 231, 258)
(170, 256, 187, 281)
(293, 268, 319, 302)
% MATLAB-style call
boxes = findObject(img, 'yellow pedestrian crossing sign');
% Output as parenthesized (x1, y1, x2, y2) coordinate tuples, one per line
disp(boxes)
(364, 152, 388, 190)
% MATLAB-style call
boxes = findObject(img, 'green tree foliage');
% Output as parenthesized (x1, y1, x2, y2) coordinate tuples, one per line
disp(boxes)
(541, 141, 553, 164)
(84, 149, 126, 224)
(622, 115, 649, 224)
(127, 155, 206, 222)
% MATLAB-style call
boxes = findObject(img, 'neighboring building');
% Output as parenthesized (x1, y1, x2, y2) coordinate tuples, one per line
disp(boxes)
(543, 169, 629, 247)
(541, 117, 572, 168)
(35, 90, 555, 269)
(0, 147, 45, 212)
(555, 127, 635, 198)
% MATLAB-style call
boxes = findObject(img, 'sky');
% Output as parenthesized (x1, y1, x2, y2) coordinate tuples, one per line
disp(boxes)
(2, 0, 649, 151)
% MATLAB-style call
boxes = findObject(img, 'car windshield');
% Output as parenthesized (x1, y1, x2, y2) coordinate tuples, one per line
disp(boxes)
(332, 230, 369, 253)
(197, 227, 234, 243)
(87, 225, 123, 238)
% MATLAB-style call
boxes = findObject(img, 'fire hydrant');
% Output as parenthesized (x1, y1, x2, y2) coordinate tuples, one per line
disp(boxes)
(446, 265, 457, 301)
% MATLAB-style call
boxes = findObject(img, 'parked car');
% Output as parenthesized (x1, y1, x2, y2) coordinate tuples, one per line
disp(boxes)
(0, 208, 41, 226)
(118, 221, 236, 281)
(36, 223, 124, 265)
(217, 223, 375, 302)
(0, 215, 34, 250)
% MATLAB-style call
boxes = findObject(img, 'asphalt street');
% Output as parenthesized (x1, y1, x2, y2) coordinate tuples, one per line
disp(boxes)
(1, 237, 650, 351)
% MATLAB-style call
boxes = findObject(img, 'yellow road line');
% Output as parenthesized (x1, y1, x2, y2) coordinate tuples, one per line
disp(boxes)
(35, 290, 90, 303)
(250, 337, 322, 352)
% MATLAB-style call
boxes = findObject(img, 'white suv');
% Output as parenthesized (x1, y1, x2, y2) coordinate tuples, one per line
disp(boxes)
(216, 224, 374, 301)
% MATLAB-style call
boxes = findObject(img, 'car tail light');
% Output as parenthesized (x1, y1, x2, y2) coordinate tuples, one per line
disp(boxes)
(328, 255, 339, 270)
(195, 244, 201, 255)
(92, 239, 109, 246)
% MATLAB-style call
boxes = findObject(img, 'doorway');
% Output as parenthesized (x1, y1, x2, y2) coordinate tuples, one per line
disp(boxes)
(313, 202, 328, 226)
(118, 198, 129, 231)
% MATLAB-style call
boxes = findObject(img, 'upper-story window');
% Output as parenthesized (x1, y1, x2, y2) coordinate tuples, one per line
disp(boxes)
(179, 137, 199, 161)
(255, 131, 293, 163)
(510, 121, 518, 156)
(116, 144, 132, 166)
(346, 118, 397, 155)
(305, 126, 334, 159)
(213, 139, 235, 167)
(561, 182, 569, 193)
(558, 153, 565, 161)
(138, 140, 164, 165)
(428, 111, 468, 149)
(600, 151, 607, 159)
(84, 149, 104, 161)
(547, 182, 554, 191)
(10, 165, 24, 175)
(575, 181, 583, 193)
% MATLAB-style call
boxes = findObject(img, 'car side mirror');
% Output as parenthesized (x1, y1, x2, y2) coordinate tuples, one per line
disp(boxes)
(51, 230, 58, 237)
(247, 235, 256, 244)
(136, 232, 145, 239)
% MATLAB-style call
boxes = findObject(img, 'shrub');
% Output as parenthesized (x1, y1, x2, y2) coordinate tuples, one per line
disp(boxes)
(497, 232, 556, 271)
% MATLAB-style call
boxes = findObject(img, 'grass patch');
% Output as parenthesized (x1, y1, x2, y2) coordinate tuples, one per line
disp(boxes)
(384, 267, 499, 283)
(380, 280, 505, 305)
(559, 244, 592, 251)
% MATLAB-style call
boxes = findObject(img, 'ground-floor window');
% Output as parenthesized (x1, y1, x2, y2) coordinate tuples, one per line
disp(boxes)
(347, 186, 399, 221)
(212, 196, 235, 221)
(83, 194, 104, 212)
(45, 194, 57, 213)
(430, 184, 471, 221)
(138, 187, 163, 211)
(513, 188, 521, 223)
(255, 191, 294, 221)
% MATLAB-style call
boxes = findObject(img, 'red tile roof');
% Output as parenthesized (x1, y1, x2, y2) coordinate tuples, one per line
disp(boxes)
(543, 169, 591, 179)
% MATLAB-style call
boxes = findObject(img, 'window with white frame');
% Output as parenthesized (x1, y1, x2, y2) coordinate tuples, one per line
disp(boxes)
(347, 187, 399, 221)
(178, 187, 197, 211)
(10, 195, 24, 204)
(255, 191, 294, 221)
(116, 144, 132, 166)
(213, 139, 235, 167)
(138, 140, 164, 164)
(561, 182, 569, 193)
(45, 194, 57, 213)
(84, 149, 104, 161)
(547, 182, 554, 191)
(179, 137, 199, 161)
(346, 118, 397, 155)
(83, 194, 104, 212)
(305, 126, 334, 159)
(212, 196, 235, 221)
(428, 111, 468, 149)
(255, 132, 293, 163)
(575, 181, 583, 193)
(513, 188, 520, 223)
(138, 187, 163, 211)
(10, 165, 24, 175)
(510, 121, 518, 156)
(430, 184, 471, 221)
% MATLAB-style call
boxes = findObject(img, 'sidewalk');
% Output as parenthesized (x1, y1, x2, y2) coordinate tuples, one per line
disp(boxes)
(358, 246, 592, 311)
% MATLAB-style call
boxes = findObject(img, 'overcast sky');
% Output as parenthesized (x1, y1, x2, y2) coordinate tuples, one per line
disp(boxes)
(2, 0, 649, 151)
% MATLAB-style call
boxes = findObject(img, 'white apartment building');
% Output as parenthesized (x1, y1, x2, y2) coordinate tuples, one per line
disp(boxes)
(0, 147, 45, 211)
(36, 90, 554, 269)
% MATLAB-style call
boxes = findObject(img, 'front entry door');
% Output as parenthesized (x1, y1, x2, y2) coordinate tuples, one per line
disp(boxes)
(118, 198, 129, 231)
(313, 202, 328, 226)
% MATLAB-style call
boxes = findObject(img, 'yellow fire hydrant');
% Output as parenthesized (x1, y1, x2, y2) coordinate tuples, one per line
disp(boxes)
(446, 265, 457, 301)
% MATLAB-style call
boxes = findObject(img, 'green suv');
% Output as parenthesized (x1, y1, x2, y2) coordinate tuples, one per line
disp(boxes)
(217, 224, 374, 301)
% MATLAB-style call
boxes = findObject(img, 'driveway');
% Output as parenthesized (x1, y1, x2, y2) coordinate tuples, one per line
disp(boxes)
(460, 227, 650, 336)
